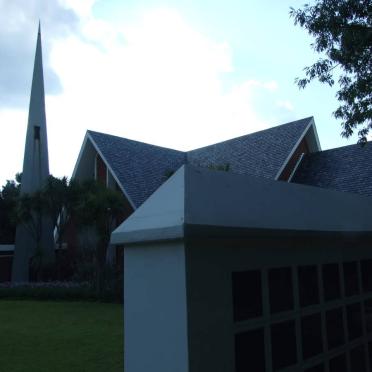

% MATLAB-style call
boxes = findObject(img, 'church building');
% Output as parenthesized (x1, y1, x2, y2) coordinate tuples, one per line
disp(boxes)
(1, 23, 372, 372)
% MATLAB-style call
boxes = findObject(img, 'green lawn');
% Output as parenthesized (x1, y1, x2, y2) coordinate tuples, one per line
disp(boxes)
(0, 300, 123, 372)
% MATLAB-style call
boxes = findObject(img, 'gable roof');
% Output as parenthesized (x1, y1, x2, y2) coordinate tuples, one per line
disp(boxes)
(187, 117, 313, 179)
(88, 131, 186, 207)
(291, 142, 372, 197)
(86, 117, 313, 208)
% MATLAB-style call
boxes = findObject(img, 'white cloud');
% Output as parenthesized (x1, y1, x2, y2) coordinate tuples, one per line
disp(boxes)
(237, 79, 278, 93)
(59, 0, 96, 18)
(276, 99, 294, 111)
(0, 109, 28, 184)
(0, 4, 290, 183)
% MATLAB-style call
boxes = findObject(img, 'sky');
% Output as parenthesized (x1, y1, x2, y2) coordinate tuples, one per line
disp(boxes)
(0, 0, 360, 185)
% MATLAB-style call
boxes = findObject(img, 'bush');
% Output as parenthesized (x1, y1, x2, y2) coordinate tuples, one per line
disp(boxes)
(99, 266, 123, 303)
(0, 281, 97, 301)
(0, 278, 123, 303)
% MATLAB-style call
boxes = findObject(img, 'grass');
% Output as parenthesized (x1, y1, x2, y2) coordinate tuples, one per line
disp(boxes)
(0, 300, 123, 372)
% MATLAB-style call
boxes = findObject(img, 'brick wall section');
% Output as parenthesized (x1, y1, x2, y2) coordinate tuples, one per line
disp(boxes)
(96, 154, 107, 184)
(278, 139, 309, 181)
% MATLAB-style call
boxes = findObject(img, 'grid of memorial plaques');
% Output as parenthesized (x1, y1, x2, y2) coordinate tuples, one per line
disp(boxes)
(232, 259, 372, 372)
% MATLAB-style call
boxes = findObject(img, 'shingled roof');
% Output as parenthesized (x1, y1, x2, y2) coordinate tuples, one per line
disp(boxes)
(88, 131, 186, 207)
(87, 117, 313, 207)
(291, 142, 372, 197)
(187, 117, 313, 179)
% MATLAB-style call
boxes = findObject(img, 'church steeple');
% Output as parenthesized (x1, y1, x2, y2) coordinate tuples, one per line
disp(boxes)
(12, 24, 55, 282)
(20, 22, 50, 194)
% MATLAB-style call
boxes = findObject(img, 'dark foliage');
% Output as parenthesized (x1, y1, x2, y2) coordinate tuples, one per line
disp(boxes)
(1, 174, 125, 300)
(0, 279, 123, 303)
(290, 0, 372, 142)
(0, 175, 21, 243)
(70, 180, 126, 297)
(42, 176, 70, 249)
(0, 282, 97, 302)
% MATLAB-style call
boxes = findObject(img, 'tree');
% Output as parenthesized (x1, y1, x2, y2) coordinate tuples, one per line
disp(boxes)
(0, 174, 21, 243)
(14, 191, 47, 280)
(6, 174, 125, 285)
(42, 175, 71, 250)
(14, 175, 84, 281)
(12, 175, 73, 281)
(72, 180, 125, 294)
(290, 0, 372, 142)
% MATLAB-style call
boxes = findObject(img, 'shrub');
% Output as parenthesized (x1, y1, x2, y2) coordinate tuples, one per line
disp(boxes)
(0, 279, 123, 303)
(0, 281, 97, 301)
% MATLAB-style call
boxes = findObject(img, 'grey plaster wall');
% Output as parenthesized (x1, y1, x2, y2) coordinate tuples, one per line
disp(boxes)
(124, 241, 189, 372)
(112, 166, 185, 244)
(184, 166, 372, 233)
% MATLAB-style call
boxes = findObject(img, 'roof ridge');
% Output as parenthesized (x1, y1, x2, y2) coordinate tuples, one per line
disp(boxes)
(88, 116, 313, 155)
(306, 141, 370, 156)
(87, 130, 185, 154)
(188, 116, 313, 153)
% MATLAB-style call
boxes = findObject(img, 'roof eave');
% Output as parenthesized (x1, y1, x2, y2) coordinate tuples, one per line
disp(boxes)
(72, 131, 137, 210)
(71, 132, 89, 179)
(87, 132, 137, 209)
(111, 222, 372, 246)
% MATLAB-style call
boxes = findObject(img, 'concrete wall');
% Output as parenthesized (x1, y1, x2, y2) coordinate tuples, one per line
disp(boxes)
(124, 240, 189, 372)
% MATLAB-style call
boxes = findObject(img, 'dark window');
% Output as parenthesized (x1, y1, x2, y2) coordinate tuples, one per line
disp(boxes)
(235, 328, 265, 372)
(269, 267, 293, 313)
(329, 353, 347, 372)
(326, 308, 345, 349)
(301, 313, 323, 359)
(365, 298, 372, 333)
(346, 302, 363, 340)
(271, 320, 297, 371)
(361, 259, 372, 293)
(343, 261, 360, 297)
(34, 125, 40, 140)
(322, 263, 341, 301)
(304, 364, 325, 372)
(350, 345, 366, 371)
(298, 265, 319, 307)
(232, 270, 262, 321)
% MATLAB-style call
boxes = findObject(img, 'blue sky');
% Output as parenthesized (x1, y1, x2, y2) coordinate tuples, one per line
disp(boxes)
(0, 0, 358, 185)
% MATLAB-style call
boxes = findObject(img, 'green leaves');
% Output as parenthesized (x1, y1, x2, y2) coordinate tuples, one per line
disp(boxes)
(291, 0, 372, 142)
(68, 180, 126, 295)
(0, 176, 21, 243)
(72, 180, 125, 242)
(14, 191, 44, 241)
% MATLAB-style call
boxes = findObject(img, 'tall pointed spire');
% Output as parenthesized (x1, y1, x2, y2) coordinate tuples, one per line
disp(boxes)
(20, 21, 50, 194)
(12, 24, 55, 282)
